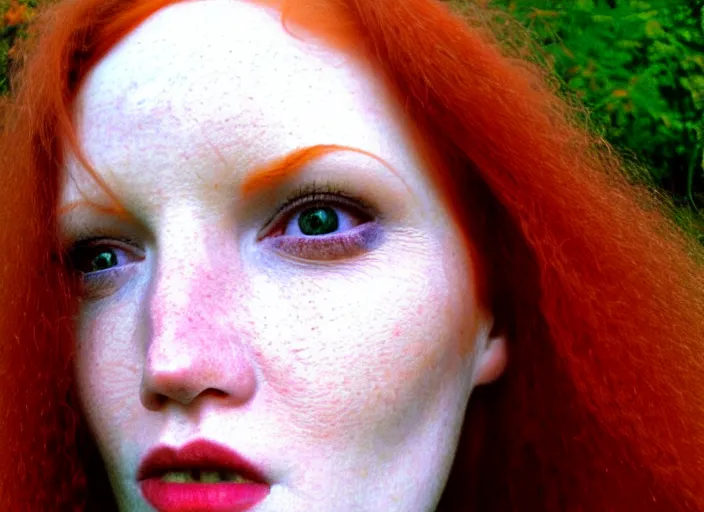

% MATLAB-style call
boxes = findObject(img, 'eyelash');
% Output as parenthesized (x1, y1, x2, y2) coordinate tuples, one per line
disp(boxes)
(66, 181, 377, 280)
(261, 181, 373, 235)
(260, 181, 379, 260)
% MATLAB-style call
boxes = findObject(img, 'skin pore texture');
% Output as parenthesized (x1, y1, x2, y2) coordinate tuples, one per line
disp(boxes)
(57, 1, 506, 511)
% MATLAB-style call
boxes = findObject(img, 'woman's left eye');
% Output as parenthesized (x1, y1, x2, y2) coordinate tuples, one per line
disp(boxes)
(280, 204, 361, 237)
(262, 189, 381, 260)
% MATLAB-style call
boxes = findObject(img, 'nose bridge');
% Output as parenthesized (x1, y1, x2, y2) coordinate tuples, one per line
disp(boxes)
(140, 220, 257, 409)
(148, 228, 216, 347)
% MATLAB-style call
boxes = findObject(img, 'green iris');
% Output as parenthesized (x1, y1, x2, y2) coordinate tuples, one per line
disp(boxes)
(298, 207, 339, 236)
(90, 250, 118, 272)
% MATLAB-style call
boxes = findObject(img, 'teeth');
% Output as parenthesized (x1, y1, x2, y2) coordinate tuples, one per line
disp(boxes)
(201, 470, 220, 483)
(227, 471, 255, 484)
(162, 471, 193, 483)
(160, 470, 255, 484)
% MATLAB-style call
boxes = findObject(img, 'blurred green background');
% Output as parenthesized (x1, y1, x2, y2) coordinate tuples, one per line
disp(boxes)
(485, 0, 703, 240)
(1, 0, 702, 239)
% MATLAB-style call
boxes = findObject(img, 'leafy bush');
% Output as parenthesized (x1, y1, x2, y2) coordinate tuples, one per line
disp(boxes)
(485, 0, 704, 225)
(0, 0, 37, 94)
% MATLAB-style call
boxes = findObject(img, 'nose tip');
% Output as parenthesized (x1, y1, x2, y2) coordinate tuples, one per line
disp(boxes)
(140, 356, 258, 411)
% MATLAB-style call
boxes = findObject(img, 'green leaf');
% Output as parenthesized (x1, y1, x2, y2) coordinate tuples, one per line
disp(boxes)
(644, 20, 665, 38)
(615, 40, 644, 50)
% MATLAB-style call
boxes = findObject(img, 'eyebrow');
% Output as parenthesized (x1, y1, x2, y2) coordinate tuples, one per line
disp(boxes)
(58, 197, 126, 219)
(59, 144, 400, 218)
(239, 143, 398, 196)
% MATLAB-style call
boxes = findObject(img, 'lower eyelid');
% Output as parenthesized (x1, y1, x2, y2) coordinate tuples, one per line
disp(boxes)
(80, 264, 139, 300)
(264, 222, 384, 260)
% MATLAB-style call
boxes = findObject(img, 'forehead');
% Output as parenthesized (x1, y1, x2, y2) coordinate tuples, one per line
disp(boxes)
(67, 0, 416, 203)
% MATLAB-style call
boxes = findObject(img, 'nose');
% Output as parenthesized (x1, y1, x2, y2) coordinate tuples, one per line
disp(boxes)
(139, 243, 258, 411)
(140, 333, 258, 410)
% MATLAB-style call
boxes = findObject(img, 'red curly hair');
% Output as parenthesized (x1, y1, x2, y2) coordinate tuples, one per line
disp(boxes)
(1, 0, 703, 510)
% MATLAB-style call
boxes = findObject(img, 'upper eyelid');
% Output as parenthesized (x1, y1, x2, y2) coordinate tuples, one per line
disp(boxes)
(260, 191, 372, 237)
(59, 216, 148, 250)
(69, 236, 146, 256)
(261, 180, 375, 222)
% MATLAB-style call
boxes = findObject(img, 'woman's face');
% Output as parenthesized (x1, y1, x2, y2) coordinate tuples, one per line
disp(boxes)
(58, 1, 505, 510)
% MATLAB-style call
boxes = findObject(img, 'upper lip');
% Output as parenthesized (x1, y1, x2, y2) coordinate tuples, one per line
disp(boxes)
(137, 439, 268, 484)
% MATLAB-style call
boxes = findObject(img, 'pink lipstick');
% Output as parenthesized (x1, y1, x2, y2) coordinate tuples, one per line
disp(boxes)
(137, 439, 270, 512)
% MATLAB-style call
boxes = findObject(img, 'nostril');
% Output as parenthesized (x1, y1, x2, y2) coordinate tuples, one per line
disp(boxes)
(140, 382, 237, 411)
(140, 389, 167, 411)
(140, 349, 258, 409)
(202, 388, 228, 399)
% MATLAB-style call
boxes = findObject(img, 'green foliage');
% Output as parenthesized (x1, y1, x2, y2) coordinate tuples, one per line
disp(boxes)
(0, 0, 39, 94)
(487, 0, 704, 227)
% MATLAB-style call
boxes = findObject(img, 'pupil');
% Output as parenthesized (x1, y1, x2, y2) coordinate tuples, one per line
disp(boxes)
(298, 207, 338, 236)
(91, 250, 117, 272)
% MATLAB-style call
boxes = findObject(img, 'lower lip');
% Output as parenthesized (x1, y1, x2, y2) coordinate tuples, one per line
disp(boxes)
(140, 479, 270, 512)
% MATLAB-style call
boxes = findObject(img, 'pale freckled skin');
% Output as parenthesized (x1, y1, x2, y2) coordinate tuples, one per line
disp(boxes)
(59, 1, 505, 511)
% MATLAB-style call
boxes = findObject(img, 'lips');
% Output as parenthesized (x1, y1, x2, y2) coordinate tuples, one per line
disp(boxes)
(137, 439, 270, 512)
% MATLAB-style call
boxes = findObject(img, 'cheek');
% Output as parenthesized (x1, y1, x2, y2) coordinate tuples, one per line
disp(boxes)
(250, 252, 479, 446)
(75, 301, 142, 448)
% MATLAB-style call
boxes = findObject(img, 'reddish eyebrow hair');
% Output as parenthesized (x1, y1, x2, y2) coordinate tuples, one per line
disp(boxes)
(58, 143, 399, 219)
(240, 143, 399, 196)
(57, 198, 125, 218)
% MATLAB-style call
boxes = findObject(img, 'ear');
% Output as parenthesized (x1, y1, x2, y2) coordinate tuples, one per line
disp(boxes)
(473, 324, 507, 386)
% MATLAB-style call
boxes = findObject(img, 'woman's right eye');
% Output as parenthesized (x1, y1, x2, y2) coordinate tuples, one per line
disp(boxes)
(69, 240, 142, 275)
(68, 238, 145, 298)
(65, 238, 145, 300)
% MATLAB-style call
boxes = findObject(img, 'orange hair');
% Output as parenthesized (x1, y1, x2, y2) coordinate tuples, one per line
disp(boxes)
(1, 0, 703, 510)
